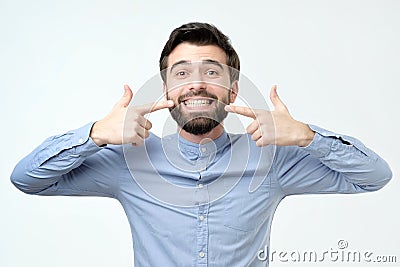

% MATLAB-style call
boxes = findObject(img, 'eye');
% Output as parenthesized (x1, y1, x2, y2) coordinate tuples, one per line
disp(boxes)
(206, 70, 218, 76)
(175, 70, 188, 77)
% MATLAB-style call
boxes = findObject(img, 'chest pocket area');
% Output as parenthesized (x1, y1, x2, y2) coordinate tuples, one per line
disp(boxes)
(223, 176, 271, 232)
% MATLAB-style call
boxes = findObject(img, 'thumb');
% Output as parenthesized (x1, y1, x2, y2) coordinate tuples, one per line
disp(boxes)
(269, 85, 288, 112)
(118, 84, 133, 108)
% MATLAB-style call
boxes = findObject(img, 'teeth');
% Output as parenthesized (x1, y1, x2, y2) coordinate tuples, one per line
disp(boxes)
(184, 99, 211, 106)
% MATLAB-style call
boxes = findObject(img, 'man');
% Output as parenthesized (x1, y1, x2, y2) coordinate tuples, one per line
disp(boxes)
(11, 22, 392, 266)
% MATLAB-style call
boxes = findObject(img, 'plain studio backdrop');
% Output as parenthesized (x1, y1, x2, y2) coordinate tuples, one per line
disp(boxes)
(1, 1, 398, 266)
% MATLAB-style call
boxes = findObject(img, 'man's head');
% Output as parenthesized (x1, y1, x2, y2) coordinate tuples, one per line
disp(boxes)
(160, 22, 240, 82)
(159, 22, 240, 136)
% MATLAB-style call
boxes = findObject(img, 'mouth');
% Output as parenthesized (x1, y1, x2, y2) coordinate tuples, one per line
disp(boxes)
(180, 97, 216, 110)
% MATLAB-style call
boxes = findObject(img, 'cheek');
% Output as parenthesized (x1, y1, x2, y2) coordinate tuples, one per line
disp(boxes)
(166, 87, 182, 100)
(215, 89, 231, 103)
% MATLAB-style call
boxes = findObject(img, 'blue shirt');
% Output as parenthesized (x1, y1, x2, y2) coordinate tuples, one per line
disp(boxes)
(11, 123, 392, 266)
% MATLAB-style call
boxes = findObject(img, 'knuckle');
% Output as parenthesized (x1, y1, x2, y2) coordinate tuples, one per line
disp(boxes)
(133, 112, 140, 120)
(133, 124, 142, 132)
(128, 111, 138, 121)
(131, 132, 139, 139)
(135, 139, 144, 146)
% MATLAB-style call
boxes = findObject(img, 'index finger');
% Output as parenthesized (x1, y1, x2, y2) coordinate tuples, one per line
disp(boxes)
(136, 100, 174, 115)
(225, 105, 257, 119)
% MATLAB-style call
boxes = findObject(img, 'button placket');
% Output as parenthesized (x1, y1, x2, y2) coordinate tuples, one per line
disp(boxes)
(196, 203, 209, 265)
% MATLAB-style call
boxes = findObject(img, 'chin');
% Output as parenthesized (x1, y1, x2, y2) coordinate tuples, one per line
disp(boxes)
(181, 117, 220, 136)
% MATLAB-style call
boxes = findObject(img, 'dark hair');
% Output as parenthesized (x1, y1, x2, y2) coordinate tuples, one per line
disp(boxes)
(159, 22, 240, 82)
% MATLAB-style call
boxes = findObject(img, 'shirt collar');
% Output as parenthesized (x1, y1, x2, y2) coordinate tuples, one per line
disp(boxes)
(177, 131, 230, 160)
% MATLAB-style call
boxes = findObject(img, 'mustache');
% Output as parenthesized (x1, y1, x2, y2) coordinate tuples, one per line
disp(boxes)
(177, 91, 218, 104)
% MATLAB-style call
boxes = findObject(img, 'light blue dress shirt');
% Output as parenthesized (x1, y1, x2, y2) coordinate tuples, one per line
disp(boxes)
(11, 123, 392, 266)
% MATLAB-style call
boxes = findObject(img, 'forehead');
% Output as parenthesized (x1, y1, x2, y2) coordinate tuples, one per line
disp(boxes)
(167, 43, 228, 68)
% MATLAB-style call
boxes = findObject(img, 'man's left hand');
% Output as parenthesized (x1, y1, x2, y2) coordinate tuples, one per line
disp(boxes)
(225, 85, 315, 147)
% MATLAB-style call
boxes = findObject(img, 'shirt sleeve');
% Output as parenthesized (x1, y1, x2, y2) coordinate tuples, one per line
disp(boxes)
(274, 124, 392, 196)
(10, 123, 120, 198)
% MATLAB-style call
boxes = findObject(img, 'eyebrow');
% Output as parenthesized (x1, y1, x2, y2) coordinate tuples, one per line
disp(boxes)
(169, 59, 224, 74)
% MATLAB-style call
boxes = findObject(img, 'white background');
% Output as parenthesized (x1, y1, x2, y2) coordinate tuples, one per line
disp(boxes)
(1, 0, 399, 266)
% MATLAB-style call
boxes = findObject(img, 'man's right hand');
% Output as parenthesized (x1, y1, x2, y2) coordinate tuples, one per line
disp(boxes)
(90, 84, 174, 147)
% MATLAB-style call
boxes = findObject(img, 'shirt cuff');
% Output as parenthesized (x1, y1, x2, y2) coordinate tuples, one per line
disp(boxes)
(300, 125, 334, 158)
(72, 122, 104, 156)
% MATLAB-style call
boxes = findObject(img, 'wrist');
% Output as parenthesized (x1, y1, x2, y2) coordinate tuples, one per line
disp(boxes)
(297, 123, 315, 147)
(90, 121, 107, 147)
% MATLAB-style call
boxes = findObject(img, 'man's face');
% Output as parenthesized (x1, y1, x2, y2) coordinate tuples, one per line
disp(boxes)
(164, 42, 237, 135)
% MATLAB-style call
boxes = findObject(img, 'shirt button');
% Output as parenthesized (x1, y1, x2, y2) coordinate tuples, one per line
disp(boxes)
(78, 138, 84, 144)
(199, 215, 205, 221)
(201, 147, 207, 152)
(199, 251, 205, 258)
(198, 183, 204, 189)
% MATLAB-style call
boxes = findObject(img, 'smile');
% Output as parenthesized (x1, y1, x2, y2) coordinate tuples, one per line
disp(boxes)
(183, 99, 213, 107)
(179, 97, 217, 111)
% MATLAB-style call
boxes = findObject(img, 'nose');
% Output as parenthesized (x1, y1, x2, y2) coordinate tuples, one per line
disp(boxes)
(188, 71, 207, 91)
(189, 80, 207, 91)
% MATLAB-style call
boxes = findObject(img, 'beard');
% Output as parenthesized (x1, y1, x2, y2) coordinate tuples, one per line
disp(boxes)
(168, 90, 230, 135)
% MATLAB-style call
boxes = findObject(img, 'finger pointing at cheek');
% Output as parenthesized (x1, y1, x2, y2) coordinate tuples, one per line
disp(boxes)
(136, 100, 175, 116)
(225, 105, 257, 119)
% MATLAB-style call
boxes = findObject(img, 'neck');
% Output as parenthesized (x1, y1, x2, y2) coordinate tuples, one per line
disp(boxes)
(178, 124, 225, 144)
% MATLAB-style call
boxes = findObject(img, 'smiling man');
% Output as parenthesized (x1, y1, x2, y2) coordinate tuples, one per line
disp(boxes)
(166, 57, 232, 138)
(11, 22, 392, 266)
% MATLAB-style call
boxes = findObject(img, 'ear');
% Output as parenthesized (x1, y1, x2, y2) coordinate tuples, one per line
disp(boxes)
(230, 80, 239, 103)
